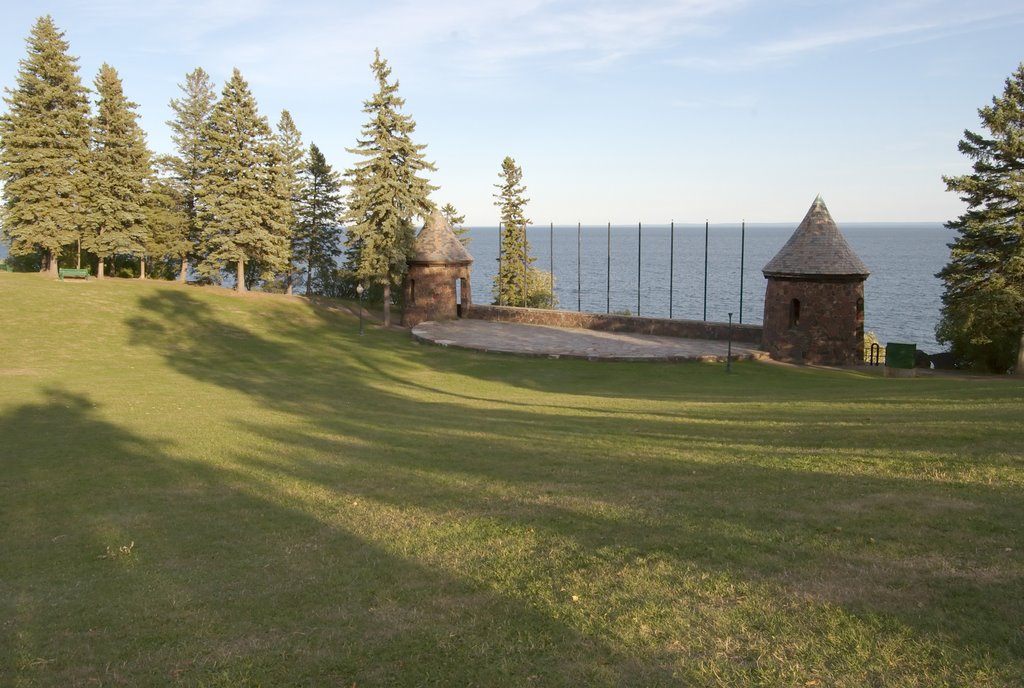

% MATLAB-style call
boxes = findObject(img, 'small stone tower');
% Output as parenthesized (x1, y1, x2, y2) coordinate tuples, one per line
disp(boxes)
(402, 212, 474, 328)
(762, 196, 870, 365)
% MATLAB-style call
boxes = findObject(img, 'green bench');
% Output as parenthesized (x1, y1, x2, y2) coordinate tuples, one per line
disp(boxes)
(58, 267, 90, 281)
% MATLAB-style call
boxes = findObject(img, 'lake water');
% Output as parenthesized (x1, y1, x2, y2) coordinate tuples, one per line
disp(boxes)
(466, 223, 952, 354)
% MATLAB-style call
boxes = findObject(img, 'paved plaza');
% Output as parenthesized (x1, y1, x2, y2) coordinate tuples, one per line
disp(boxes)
(412, 319, 769, 362)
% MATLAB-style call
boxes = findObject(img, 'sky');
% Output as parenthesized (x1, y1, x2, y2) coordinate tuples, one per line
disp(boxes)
(1, 0, 1022, 224)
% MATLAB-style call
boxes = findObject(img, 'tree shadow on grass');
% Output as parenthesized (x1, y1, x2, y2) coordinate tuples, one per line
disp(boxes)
(120, 288, 1024, 684)
(0, 388, 660, 686)
(131, 288, 1023, 465)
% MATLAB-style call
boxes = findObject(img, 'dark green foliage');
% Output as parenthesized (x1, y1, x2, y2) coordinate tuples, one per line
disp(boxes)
(492, 156, 536, 306)
(164, 67, 216, 281)
(344, 49, 436, 326)
(1, 250, 42, 272)
(0, 16, 91, 274)
(316, 267, 385, 304)
(298, 143, 344, 295)
(440, 202, 471, 247)
(82, 63, 151, 278)
(938, 63, 1024, 373)
(196, 69, 291, 292)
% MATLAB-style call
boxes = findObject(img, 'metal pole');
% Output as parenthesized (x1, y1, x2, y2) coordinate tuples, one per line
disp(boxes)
(637, 221, 642, 317)
(549, 221, 554, 308)
(497, 221, 503, 307)
(606, 221, 611, 314)
(739, 220, 746, 324)
(522, 221, 527, 308)
(357, 284, 365, 336)
(669, 220, 674, 319)
(703, 219, 709, 321)
(727, 312, 733, 373)
(577, 221, 581, 312)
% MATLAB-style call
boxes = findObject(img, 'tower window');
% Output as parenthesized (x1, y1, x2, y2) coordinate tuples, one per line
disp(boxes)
(789, 298, 801, 328)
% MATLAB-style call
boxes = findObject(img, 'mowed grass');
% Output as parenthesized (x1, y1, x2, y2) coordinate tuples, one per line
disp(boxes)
(1, 272, 1022, 687)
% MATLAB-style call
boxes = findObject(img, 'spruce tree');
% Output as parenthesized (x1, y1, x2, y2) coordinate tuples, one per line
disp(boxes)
(197, 69, 291, 292)
(440, 202, 471, 247)
(82, 63, 151, 279)
(937, 62, 1024, 374)
(298, 142, 344, 295)
(276, 110, 306, 294)
(344, 49, 436, 326)
(0, 16, 91, 276)
(165, 67, 216, 281)
(493, 156, 533, 306)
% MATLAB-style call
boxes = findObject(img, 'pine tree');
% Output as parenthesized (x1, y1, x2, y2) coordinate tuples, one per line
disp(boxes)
(165, 67, 216, 281)
(82, 63, 151, 279)
(0, 16, 91, 276)
(298, 142, 344, 295)
(440, 202, 471, 247)
(276, 110, 306, 294)
(493, 156, 533, 306)
(937, 62, 1024, 374)
(344, 49, 436, 326)
(197, 69, 291, 293)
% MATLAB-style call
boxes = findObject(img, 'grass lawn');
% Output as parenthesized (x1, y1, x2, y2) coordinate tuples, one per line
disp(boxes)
(1, 272, 1022, 687)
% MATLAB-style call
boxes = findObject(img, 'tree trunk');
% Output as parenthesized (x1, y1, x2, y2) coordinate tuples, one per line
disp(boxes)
(285, 271, 293, 296)
(1016, 329, 1024, 376)
(382, 282, 391, 327)
(97, 257, 105, 279)
(139, 256, 146, 280)
(44, 249, 54, 275)
(178, 256, 187, 283)
(236, 259, 245, 293)
(76, 239, 81, 269)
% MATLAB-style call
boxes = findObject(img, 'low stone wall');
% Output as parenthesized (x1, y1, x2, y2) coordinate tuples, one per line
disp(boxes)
(466, 304, 763, 344)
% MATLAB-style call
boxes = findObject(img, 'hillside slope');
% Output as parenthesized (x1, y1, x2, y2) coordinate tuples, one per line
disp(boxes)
(1, 273, 1022, 687)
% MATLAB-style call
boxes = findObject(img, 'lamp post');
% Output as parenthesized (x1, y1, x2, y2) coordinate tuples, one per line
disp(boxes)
(356, 283, 365, 336)
(727, 312, 733, 373)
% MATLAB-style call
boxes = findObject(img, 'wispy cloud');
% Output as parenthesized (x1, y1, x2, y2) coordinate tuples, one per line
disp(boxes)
(79, 0, 752, 89)
(73, 0, 278, 51)
(445, 0, 747, 74)
(669, 3, 1024, 71)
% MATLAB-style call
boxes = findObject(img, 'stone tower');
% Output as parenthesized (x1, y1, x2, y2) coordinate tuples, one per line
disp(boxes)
(402, 212, 474, 328)
(762, 196, 870, 365)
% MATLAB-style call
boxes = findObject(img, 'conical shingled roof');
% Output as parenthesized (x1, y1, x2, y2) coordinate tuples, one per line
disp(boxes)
(410, 212, 474, 265)
(762, 196, 869, 278)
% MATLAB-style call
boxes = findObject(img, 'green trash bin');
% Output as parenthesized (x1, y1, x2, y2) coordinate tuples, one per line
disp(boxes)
(885, 342, 916, 376)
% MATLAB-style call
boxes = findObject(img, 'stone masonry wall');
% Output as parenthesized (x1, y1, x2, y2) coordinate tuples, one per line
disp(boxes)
(762, 277, 864, 365)
(402, 263, 471, 328)
(467, 304, 763, 344)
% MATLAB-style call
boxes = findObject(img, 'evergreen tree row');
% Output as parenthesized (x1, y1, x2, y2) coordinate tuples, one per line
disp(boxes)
(0, 16, 350, 295)
(1, 15, 507, 322)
